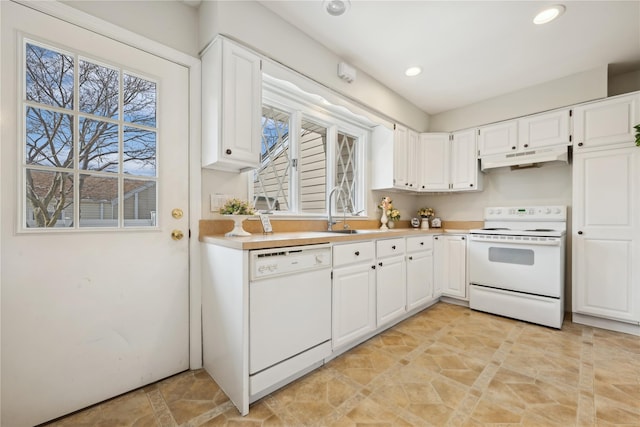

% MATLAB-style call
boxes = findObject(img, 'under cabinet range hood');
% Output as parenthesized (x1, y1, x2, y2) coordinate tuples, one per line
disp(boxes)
(480, 145, 569, 171)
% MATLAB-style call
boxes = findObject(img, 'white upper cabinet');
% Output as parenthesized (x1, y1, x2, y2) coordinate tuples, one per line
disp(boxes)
(477, 120, 518, 156)
(372, 124, 419, 190)
(201, 37, 262, 172)
(420, 133, 450, 191)
(450, 129, 480, 190)
(420, 131, 480, 192)
(573, 92, 640, 151)
(518, 109, 571, 150)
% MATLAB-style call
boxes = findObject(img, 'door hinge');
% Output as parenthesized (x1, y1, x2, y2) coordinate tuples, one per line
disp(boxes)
(260, 60, 263, 71)
(569, 109, 572, 117)
(188, 229, 191, 239)
(393, 123, 397, 130)
(477, 129, 481, 136)
(292, 158, 298, 168)
(569, 134, 572, 142)
(331, 271, 333, 280)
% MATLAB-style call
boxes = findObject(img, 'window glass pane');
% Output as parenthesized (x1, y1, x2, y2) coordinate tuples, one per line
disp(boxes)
(25, 169, 74, 228)
(123, 179, 156, 227)
(78, 174, 118, 228)
(124, 127, 156, 176)
(79, 117, 119, 172)
(335, 132, 357, 213)
(25, 43, 73, 109)
(254, 106, 290, 211)
(299, 118, 327, 214)
(25, 107, 73, 168)
(123, 74, 156, 127)
(79, 60, 119, 119)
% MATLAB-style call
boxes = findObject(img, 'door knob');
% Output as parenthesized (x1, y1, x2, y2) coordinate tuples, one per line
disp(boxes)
(171, 230, 184, 240)
(172, 208, 183, 219)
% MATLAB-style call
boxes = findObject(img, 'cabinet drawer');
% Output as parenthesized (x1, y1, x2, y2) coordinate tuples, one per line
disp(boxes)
(376, 238, 406, 258)
(333, 241, 375, 267)
(406, 235, 433, 252)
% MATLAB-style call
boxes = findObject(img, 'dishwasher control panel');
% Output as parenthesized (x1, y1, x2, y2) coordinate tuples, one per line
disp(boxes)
(250, 244, 332, 280)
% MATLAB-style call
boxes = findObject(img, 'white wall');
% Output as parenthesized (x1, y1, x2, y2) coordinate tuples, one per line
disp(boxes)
(198, 0, 429, 132)
(62, 0, 199, 57)
(428, 66, 608, 132)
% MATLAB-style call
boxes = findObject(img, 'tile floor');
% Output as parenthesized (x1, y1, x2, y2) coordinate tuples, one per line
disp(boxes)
(44, 303, 640, 427)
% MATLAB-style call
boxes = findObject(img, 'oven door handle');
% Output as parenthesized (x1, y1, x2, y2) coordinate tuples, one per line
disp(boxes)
(469, 235, 562, 246)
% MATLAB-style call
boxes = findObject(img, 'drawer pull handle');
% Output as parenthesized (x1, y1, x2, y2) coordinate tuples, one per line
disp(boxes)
(578, 142, 584, 147)
(371, 265, 376, 270)
(420, 242, 424, 246)
(392, 245, 396, 250)
(354, 251, 360, 256)
(408, 256, 413, 260)
(225, 148, 232, 155)
(378, 262, 383, 267)
(577, 231, 583, 235)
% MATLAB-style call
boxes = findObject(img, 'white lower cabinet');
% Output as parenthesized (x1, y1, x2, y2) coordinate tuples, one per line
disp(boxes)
(572, 146, 639, 326)
(332, 241, 376, 350)
(434, 234, 468, 299)
(406, 236, 434, 310)
(376, 238, 407, 327)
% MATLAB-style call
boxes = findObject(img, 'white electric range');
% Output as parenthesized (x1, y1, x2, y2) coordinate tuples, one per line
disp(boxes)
(468, 205, 567, 329)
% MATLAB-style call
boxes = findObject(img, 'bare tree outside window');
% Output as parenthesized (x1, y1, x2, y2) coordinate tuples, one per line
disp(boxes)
(23, 42, 158, 228)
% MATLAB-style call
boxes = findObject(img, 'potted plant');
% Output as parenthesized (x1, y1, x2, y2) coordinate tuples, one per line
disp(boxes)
(220, 198, 256, 236)
(634, 124, 640, 146)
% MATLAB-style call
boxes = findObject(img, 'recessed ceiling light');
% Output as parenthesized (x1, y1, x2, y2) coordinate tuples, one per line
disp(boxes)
(405, 67, 422, 77)
(533, 5, 566, 25)
(323, 0, 350, 16)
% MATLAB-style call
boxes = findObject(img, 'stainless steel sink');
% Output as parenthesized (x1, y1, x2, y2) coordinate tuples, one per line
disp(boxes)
(323, 229, 368, 234)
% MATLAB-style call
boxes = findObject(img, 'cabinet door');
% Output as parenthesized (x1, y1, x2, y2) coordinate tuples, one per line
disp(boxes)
(435, 235, 467, 299)
(518, 109, 570, 150)
(406, 130, 419, 190)
(393, 124, 408, 188)
(573, 93, 640, 151)
(376, 256, 406, 326)
(450, 129, 478, 190)
(332, 263, 376, 349)
(221, 40, 262, 166)
(573, 147, 639, 322)
(477, 121, 518, 156)
(407, 250, 433, 311)
(420, 133, 450, 191)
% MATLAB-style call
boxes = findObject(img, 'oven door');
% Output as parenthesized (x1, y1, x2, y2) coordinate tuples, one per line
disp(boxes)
(468, 235, 564, 297)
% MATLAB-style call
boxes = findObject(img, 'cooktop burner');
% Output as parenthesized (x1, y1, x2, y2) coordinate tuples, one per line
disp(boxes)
(525, 228, 556, 232)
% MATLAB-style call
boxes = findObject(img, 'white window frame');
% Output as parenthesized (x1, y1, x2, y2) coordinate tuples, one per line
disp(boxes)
(253, 77, 368, 217)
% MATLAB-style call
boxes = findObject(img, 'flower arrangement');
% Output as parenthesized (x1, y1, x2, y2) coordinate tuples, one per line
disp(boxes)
(418, 207, 435, 218)
(220, 198, 256, 215)
(379, 196, 400, 221)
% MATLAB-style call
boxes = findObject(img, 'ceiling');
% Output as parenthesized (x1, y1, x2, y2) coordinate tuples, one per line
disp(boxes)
(257, 1, 640, 115)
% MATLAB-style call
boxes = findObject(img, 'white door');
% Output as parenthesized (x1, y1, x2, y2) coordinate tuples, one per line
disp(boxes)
(420, 133, 450, 191)
(572, 147, 639, 322)
(450, 129, 477, 190)
(1, 3, 190, 426)
(376, 255, 406, 326)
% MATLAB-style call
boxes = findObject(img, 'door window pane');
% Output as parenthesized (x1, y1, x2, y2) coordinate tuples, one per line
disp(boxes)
(124, 127, 156, 177)
(299, 118, 327, 214)
(25, 107, 73, 168)
(79, 118, 119, 172)
(79, 60, 119, 119)
(25, 43, 73, 109)
(79, 174, 118, 228)
(25, 169, 74, 228)
(123, 179, 157, 227)
(123, 74, 156, 127)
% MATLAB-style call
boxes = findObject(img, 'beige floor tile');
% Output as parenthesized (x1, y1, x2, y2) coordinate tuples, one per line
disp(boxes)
(42, 303, 640, 427)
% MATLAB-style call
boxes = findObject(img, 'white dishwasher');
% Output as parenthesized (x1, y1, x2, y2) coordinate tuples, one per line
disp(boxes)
(249, 244, 332, 398)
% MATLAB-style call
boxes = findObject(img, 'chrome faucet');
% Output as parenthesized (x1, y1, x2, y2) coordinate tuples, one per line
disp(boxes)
(328, 186, 347, 231)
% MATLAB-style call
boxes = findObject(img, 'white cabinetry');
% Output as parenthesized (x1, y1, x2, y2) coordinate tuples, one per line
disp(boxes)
(372, 125, 419, 190)
(201, 37, 262, 171)
(478, 109, 570, 157)
(434, 234, 468, 299)
(572, 146, 639, 327)
(332, 241, 377, 349)
(420, 131, 479, 192)
(376, 238, 407, 327)
(477, 120, 518, 156)
(420, 133, 449, 191)
(518, 109, 571, 150)
(406, 236, 434, 311)
(573, 92, 640, 151)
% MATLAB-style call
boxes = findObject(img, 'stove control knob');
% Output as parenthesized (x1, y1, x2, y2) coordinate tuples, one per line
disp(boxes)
(488, 209, 494, 215)
(495, 209, 502, 214)
(554, 208, 561, 214)
(545, 208, 551, 214)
